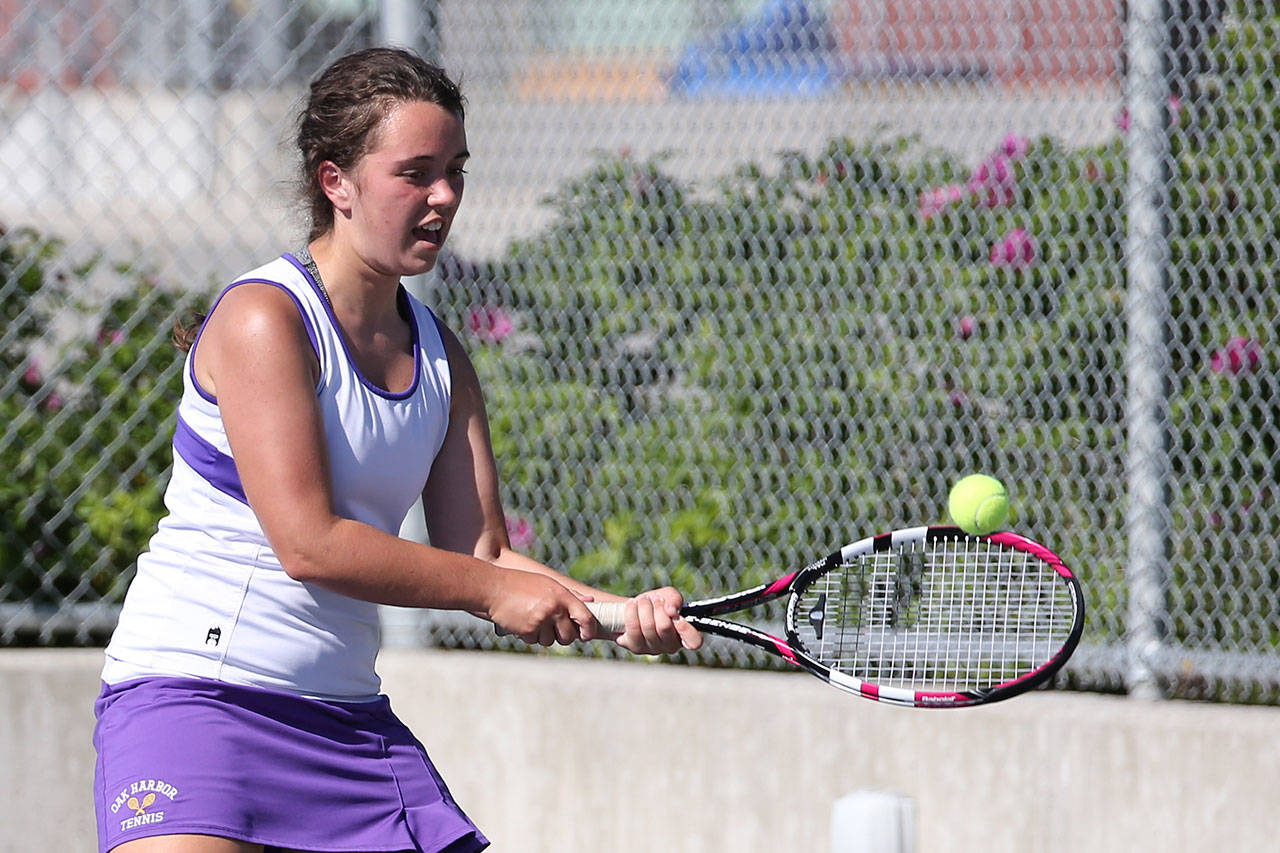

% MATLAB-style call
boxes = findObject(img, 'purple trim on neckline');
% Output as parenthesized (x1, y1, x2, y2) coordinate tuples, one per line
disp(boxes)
(188, 278, 322, 405)
(282, 253, 422, 401)
(172, 414, 248, 505)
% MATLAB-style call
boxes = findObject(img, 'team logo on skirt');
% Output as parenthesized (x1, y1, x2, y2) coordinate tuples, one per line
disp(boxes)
(110, 778, 179, 832)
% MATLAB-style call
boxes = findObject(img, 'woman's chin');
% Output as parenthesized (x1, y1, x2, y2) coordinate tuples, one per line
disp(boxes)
(401, 249, 440, 276)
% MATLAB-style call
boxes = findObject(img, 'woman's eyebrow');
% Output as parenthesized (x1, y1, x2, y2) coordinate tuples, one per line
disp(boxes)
(400, 149, 470, 163)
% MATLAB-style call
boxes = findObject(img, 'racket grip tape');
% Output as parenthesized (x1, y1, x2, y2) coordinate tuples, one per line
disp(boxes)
(585, 600, 627, 636)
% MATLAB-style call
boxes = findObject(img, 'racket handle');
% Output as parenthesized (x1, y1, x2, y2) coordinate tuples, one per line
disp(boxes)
(586, 600, 627, 636)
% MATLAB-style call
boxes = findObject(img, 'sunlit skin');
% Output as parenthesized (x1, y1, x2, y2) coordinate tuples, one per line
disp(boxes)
(315, 100, 470, 287)
(296, 102, 469, 393)
(189, 97, 702, 659)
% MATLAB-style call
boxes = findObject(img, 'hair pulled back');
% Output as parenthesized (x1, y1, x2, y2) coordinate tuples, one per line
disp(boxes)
(297, 47, 465, 241)
(175, 49, 465, 351)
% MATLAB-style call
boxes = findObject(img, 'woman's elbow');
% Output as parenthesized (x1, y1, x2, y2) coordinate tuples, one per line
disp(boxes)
(273, 539, 330, 583)
(261, 515, 342, 582)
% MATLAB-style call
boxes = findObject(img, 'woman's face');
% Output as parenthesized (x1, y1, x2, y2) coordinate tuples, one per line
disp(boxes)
(338, 100, 469, 277)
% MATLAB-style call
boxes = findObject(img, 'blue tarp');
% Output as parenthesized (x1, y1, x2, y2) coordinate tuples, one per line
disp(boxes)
(668, 0, 841, 98)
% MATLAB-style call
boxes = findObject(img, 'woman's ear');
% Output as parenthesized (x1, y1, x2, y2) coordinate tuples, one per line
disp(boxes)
(317, 161, 354, 214)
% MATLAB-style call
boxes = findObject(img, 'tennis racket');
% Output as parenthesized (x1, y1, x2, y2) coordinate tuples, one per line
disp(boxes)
(587, 525, 1083, 708)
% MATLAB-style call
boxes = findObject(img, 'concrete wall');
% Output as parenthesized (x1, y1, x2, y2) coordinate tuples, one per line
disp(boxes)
(3, 648, 1278, 852)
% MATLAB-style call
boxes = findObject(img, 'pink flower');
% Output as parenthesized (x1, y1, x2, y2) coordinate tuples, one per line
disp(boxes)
(966, 154, 1016, 208)
(918, 184, 965, 220)
(1000, 133, 1030, 160)
(43, 392, 64, 412)
(22, 362, 42, 387)
(1210, 337, 1262, 376)
(506, 515, 536, 551)
(990, 228, 1037, 270)
(466, 306, 513, 343)
(957, 316, 976, 340)
(1116, 108, 1131, 132)
(96, 328, 124, 346)
(96, 325, 124, 345)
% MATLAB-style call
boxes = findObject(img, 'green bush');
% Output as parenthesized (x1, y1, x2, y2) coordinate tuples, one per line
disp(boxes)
(437, 135, 1133, 627)
(0, 227, 207, 612)
(431, 6, 1279, 678)
(1165, 6, 1280, 662)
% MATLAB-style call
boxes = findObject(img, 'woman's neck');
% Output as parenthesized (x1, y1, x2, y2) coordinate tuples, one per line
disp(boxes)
(306, 235, 404, 336)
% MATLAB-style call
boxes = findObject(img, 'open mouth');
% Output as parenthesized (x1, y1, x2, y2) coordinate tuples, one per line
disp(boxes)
(414, 221, 445, 245)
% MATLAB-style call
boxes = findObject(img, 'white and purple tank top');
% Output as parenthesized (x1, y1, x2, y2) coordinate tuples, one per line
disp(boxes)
(103, 253, 452, 700)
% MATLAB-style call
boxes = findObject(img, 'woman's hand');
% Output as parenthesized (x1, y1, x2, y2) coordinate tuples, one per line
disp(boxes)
(486, 569, 600, 646)
(613, 587, 703, 655)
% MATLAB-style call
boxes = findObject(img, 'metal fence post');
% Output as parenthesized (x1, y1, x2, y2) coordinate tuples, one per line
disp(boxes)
(1122, 0, 1173, 700)
(33, 3, 72, 209)
(184, 0, 219, 193)
(379, 0, 441, 62)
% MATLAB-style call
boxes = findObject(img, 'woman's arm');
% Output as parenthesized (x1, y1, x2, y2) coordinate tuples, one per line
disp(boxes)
(194, 283, 599, 645)
(422, 323, 702, 654)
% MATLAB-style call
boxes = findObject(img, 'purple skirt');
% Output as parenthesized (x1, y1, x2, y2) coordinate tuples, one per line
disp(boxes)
(93, 676, 488, 853)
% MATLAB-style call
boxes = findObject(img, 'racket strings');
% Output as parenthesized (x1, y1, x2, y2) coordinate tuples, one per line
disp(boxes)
(794, 537, 1076, 692)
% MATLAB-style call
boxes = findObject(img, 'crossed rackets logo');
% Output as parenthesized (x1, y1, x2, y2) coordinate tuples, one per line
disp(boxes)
(112, 778, 179, 832)
(127, 792, 156, 816)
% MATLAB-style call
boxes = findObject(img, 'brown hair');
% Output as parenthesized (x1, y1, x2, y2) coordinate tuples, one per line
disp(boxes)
(175, 48, 466, 351)
(298, 47, 466, 242)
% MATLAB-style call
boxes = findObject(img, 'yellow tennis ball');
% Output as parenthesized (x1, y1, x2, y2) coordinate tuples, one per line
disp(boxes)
(948, 474, 1010, 535)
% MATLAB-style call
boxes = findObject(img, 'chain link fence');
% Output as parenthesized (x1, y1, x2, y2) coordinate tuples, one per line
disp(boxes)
(1, 1, 1276, 703)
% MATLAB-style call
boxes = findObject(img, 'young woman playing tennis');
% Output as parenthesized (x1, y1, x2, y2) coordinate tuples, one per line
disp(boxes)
(93, 47, 701, 853)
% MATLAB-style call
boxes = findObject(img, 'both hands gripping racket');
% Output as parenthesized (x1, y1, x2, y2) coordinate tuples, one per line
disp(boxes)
(587, 526, 1083, 708)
